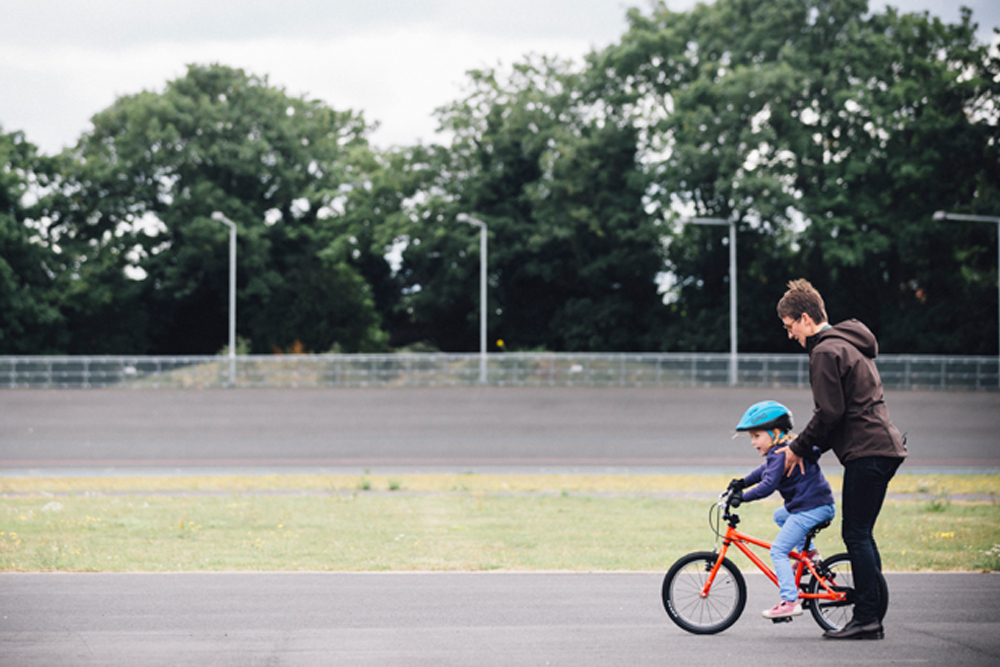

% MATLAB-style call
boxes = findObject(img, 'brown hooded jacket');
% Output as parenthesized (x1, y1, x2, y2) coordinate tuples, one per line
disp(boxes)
(789, 319, 908, 464)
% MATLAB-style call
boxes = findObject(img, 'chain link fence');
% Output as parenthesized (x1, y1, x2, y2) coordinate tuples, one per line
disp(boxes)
(1, 353, 996, 390)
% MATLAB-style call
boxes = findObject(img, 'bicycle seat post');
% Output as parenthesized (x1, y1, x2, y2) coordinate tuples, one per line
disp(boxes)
(803, 519, 831, 552)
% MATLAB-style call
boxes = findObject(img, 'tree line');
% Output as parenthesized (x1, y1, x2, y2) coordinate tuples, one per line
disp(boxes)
(2, 0, 998, 356)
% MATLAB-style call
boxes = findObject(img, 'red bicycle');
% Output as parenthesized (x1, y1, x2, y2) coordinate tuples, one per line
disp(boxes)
(662, 489, 888, 634)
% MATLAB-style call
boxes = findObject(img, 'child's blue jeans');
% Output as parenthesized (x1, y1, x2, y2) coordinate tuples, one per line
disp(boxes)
(771, 503, 837, 602)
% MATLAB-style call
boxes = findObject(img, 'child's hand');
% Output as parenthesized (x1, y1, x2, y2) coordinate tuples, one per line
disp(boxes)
(776, 446, 805, 477)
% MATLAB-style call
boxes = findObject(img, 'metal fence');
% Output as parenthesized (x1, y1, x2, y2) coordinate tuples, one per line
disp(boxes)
(0, 353, 996, 390)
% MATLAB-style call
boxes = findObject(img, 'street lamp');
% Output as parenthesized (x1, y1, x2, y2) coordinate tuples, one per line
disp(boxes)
(211, 212, 238, 387)
(681, 217, 738, 386)
(457, 213, 488, 385)
(933, 210, 1000, 374)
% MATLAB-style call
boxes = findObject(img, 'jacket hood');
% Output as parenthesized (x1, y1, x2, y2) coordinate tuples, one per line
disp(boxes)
(808, 319, 878, 359)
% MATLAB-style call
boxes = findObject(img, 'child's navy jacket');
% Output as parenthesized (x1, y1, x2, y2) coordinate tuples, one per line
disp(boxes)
(742, 445, 835, 513)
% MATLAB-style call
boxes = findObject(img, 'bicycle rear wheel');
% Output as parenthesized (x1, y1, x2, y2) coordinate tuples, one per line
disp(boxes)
(662, 551, 746, 634)
(807, 552, 889, 632)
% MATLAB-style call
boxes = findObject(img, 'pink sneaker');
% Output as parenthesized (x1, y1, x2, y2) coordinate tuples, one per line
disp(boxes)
(798, 549, 822, 569)
(762, 599, 803, 619)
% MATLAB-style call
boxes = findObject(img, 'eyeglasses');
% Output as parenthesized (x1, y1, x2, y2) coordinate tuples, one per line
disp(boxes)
(782, 316, 801, 332)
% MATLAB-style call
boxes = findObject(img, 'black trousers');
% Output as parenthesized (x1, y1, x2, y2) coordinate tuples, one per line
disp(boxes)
(841, 455, 903, 623)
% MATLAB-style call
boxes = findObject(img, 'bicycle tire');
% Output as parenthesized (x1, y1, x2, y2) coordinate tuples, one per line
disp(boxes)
(807, 552, 889, 632)
(662, 551, 747, 635)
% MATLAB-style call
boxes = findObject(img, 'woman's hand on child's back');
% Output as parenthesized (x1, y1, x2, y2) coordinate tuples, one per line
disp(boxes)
(776, 445, 805, 477)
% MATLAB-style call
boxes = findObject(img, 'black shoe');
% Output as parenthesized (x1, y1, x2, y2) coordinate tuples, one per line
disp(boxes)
(823, 619, 884, 640)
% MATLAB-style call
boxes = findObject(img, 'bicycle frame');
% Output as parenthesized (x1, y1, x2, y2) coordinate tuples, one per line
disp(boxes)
(701, 510, 846, 605)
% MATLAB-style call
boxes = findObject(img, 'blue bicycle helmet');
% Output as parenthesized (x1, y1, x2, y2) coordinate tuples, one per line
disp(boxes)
(735, 400, 793, 434)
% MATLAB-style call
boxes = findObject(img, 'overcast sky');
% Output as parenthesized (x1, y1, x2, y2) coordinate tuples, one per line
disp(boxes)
(2, 0, 996, 156)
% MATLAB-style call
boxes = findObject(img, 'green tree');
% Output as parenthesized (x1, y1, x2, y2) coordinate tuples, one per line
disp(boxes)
(594, 0, 1000, 353)
(45, 64, 391, 354)
(394, 57, 670, 351)
(0, 129, 68, 354)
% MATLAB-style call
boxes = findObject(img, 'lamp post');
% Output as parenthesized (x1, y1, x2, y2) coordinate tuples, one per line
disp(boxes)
(211, 212, 238, 387)
(681, 217, 738, 386)
(457, 213, 488, 385)
(933, 211, 1000, 374)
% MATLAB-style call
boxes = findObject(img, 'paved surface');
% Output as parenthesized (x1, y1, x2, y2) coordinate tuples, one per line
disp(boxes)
(2, 571, 998, 666)
(1, 387, 997, 472)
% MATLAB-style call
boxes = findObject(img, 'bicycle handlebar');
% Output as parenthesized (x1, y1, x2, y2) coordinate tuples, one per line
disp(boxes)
(711, 489, 741, 535)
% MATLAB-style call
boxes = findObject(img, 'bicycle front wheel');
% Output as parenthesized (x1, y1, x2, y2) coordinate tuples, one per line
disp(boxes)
(807, 552, 889, 632)
(662, 551, 746, 634)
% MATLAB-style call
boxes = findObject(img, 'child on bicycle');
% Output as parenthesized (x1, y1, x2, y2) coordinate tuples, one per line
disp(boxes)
(728, 401, 836, 620)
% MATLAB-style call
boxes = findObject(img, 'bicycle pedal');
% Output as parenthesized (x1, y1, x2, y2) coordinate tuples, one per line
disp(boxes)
(770, 616, 794, 624)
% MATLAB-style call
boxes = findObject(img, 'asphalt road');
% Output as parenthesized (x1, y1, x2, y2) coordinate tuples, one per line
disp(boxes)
(1, 387, 997, 471)
(2, 571, 998, 666)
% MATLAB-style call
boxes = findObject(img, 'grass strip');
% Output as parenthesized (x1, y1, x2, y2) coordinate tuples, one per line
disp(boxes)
(2, 473, 998, 572)
(2, 472, 998, 496)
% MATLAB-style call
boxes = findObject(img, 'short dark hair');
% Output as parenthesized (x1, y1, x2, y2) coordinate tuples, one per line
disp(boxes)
(777, 279, 828, 324)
